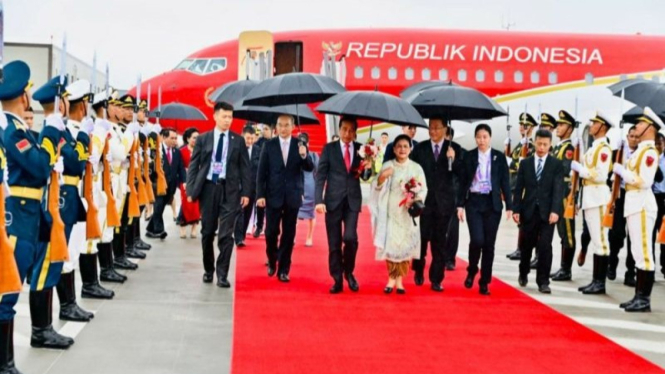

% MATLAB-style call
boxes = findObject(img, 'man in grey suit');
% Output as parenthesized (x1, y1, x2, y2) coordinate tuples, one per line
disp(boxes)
(186, 102, 251, 288)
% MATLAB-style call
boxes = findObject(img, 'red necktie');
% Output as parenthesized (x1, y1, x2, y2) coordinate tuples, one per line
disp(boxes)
(167, 148, 172, 164)
(344, 143, 351, 172)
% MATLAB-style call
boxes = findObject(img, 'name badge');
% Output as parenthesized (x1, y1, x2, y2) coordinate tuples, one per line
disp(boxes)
(212, 162, 223, 174)
(479, 181, 491, 194)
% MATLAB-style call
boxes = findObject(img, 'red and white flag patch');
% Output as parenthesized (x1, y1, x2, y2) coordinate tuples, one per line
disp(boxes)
(601, 153, 608, 162)
(646, 156, 655, 167)
(16, 139, 32, 153)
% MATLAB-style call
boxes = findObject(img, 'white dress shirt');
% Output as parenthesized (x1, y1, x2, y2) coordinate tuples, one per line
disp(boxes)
(207, 127, 230, 181)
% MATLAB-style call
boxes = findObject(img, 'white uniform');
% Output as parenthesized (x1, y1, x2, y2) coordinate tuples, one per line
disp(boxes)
(577, 138, 612, 256)
(62, 120, 88, 273)
(86, 122, 112, 248)
(622, 140, 659, 271)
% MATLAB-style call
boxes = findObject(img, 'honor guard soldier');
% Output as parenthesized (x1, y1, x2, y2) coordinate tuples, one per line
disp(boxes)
(62, 80, 115, 301)
(131, 98, 152, 252)
(539, 113, 556, 134)
(614, 107, 662, 312)
(506, 112, 536, 262)
(571, 111, 613, 295)
(550, 110, 578, 281)
(0, 61, 74, 355)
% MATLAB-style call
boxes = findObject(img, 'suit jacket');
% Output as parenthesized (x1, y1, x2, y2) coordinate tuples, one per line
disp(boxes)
(186, 130, 251, 203)
(315, 141, 364, 212)
(458, 148, 512, 213)
(512, 155, 564, 222)
(382, 139, 419, 163)
(159, 145, 187, 197)
(256, 136, 314, 209)
(243, 144, 261, 198)
(411, 139, 462, 215)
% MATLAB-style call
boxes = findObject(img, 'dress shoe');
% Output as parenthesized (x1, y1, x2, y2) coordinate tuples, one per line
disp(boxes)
(619, 297, 636, 309)
(267, 265, 276, 277)
(253, 228, 262, 238)
(581, 280, 606, 295)
(114, 256, 138, 270)
(202, 273, 213, 283)
(126, 246, 146, 259)
(550, 268, 572, 281)
(345, 273, 359, 292)
(538, 285, 552, 294)
(100, 268, 126, 283)
(445, 261, 456, 271)
(236, 241, 246, 248)
(145, 231, 159, 239)
(479, 284, 490, 295)
(414, 272, 424, 286)
(59, 303, 94, 322)
(329, 282, 343, 294)
(624, 297, 651, 312)
(431, 283, 444, 292)
(134, 239, 151, 250)
(464, 274, 475, 289)
(82, 282, 115, 299)
(159, 231, 168, 240)
(383, 287, 393, 294)
(518, 275, 528, 287)
(217, 278, 231, 288)
(506, 249, 521, 261)
(31, 326, 74, 349)
(278, 273, 290, 283)
(396, 288, 406, 295)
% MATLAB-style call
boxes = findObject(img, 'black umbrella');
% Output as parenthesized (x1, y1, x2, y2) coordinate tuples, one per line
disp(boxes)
(404, 82, 507, 120)
(233, 104, 320, 126)
(241, 73, 345, 107)
(149, 103, 207, 121)
(622, 105, 665, 124)
(316, 91, 427, 130)
(608, 79, 665, 114)
(399, 80, 456, 100)
(208, 79, 259, 104)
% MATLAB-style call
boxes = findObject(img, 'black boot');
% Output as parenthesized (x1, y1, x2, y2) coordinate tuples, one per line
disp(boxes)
(29, 289, 74, 349)
(0, 320, 22, 374)
(607, 254, 619, 281)
(623, 269, 636, 287)
(55, 272, 94, 322)
(80, 253, 115, 299)
(134, 221, 151, 250)
(506, 248, 521, 261)
(551, 247, 573, 281)
(624, 270, 654, 312)
(580, 255, 607, 295)
(125, 223, 146, 259)
(98, 243, 127, 283)
(125, 245, 146, 259)
(113, 230, 138, 270)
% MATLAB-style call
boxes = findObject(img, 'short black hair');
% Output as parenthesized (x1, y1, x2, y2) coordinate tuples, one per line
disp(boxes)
(475, 123, 492, 137)
(339, 116, 358, 130)
(430, 117, 448, 126)
(535, 129, 552, 140)
(381, 132, 389, 137)
(161, 127, 176, 138)
(214, 101, 234, 113)
(658, 132, 665, 141)
(26, 106, 34, 113)
(628, 125, 637, 133)
(182, 127, 199, 144)
(393, 134, 412, 148)
(242, 125, 255, 135)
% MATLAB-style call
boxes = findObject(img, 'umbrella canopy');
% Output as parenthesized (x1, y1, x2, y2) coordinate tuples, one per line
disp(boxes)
(233, 104, 320, 126)
(622, 105, 665, 124)
(404, 83, 507, 120)
(208, 79, 259, 104)
(317, 91, 427, 128)
(149, 103, 208, 121)
(241, 73, 346, 107)
(399, 80, 456, 100)
(608, 79, 665, 114)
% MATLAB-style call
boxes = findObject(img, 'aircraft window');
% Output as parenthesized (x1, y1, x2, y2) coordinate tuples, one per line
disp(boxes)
(354, 66, 364, 79)
(476, 70, 485, 82)
(174, 59, 193, 70)
(585, 73, 594, 85)
(371, 67, 381, 80)
(421, 68, 431, 81)
(188, 59, 209, 74)
(636, 74, 644, 80)
(439, 69, 448, 81)
(514, 71, 523, 83)
(652, 75, 661, 83)
(458, 69, 467, 82)
(388, 67, 397, 80)
(405, 68, 414, 81)
(205, 58, 227, 74)
(494, 70, 504, 83)
(548, 72, 558, 84)
(619, 74, 627, 81)
(531, 71, 540, 84)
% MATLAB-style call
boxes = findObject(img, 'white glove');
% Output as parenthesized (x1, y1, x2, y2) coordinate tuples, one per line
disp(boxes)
(89, 152, 101, 166)
(613, 163, 625, 178)
(126, 122, 141, 135)
(80, 118, 95, 135)
(147, 149, 152, 158)
(571, 161, 582, 174)
(105, 152, 113, 163)
(3, 181, 9, 197)
(140, 126, 151, 137)
(45, 113, 66, 131)
(121, 159, 130, 170)
(150, 124, 162, 135)
(506, 156, 512, 166)
(54, 156, 65, 174)
(96, 119, 112, 133)
(504, 138, 511, 146)
(520, 137, 528, 145)
(518, 157, 524, 162)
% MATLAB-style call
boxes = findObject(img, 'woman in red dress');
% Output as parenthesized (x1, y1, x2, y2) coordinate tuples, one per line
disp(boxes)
(178, 127, 201, 238)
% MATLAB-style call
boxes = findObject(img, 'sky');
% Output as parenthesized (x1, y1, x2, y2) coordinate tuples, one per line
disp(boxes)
(4, 0, 665, 88)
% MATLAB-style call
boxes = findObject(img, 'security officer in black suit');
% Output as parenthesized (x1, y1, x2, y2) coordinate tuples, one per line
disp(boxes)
(234, 125, 261, 247)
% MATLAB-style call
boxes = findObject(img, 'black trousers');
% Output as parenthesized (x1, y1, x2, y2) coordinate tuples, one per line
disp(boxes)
(413, 205, 451, 285)
(147, 193, 172, 235)
(444, 215, 460, 264)
(609, 189, 635, 273)
(199, 181, 240, 280)
(112, 196, 130, 258)
(234, 195, 255, 243)
(265, 203, 299, 275)
(255, 206, 265, 231)
(653, 193, 665, 274)
(325, 198, 360, 282)
(556, 198, 576, 268)
(519, 207, 555, 286)
(465, 194, 502, 285)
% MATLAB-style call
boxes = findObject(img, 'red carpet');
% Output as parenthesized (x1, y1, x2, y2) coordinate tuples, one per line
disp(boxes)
(232, 212, 664, 374)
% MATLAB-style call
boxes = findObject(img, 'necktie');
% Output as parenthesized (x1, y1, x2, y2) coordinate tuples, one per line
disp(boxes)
(167, 148, 172, 164)
(536, 158, 543, 181)
(212, 132, 225, 183)
(344, 143, 351, 172)
(434, 144, 440, 161)
(282, 140, 289, 166)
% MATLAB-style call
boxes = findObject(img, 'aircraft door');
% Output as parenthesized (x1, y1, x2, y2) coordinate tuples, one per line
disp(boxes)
(238, 31, 274, 81)
(274, 42, 303, 75)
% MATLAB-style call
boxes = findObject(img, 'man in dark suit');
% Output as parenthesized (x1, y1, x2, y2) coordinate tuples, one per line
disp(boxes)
(234, 125, 261, 247)
(512, 129, 564, 294)
(410, 118, 462, 292)
(382, 124, 418, 163)
(147, 128, 186, 239)
(256, 114, 314, 282)
(315, 118, 368, 294)
(186, 102, 251, 287)
(253, 124, 273, 238)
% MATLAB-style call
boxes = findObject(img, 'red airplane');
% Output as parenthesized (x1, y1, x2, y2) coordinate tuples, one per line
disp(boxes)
(129, 28, 665, 151)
